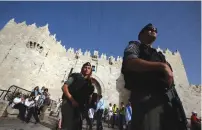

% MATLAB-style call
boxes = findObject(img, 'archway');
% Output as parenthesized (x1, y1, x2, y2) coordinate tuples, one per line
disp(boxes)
(91, 78, 102, 95)
(91, 74, 105, 96)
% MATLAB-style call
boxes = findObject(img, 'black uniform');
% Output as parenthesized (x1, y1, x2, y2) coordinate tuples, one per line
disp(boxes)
(61, 73, 94, 130)
(122, 40, 188, 130)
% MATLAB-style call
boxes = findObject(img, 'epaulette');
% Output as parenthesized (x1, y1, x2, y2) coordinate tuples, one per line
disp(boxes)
(129, 40, 140, 45)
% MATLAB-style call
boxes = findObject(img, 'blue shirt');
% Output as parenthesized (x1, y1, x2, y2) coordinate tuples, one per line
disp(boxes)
(32, 89, 39, 97)
(125, 105, 132, 123)
(96, 98, 105, 111)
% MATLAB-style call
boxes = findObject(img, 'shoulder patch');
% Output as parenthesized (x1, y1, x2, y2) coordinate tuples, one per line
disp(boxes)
(126, 41, 140, 51)
(69, 73, 82, 78)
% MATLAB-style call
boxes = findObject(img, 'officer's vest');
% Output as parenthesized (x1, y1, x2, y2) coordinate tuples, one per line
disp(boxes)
(62, 73, 94, 110)
(122, 43, 172, 95)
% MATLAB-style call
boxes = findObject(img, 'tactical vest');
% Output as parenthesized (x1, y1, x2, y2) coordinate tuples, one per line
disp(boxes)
(62, 73, 94, 110)
(122, 43, 172, 95)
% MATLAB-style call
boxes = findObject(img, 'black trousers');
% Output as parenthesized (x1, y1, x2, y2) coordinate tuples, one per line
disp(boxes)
(96, 109, 104, 130)
(81, 108, 92, 130)
(85, 111, 93, 130)
(61, 99, 82, 130)
(119, 114, 125, 130)
(112, 114, 117, 128)
(26, 107, 39, 123)
(14, 103, 26, 121)
(131, 94, 180, 130)
(88, 118, 93, 130)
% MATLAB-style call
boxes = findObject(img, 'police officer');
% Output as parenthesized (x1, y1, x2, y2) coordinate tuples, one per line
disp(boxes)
(61, 62, 94, 130)
(121, 23, 186, 130)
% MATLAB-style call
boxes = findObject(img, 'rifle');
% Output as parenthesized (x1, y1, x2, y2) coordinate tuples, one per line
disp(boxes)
(166, 84, 188, 130)
(68, 68, 74, 78)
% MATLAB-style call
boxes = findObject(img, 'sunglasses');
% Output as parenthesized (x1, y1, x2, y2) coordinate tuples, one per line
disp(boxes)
(145, 27, 158, 33)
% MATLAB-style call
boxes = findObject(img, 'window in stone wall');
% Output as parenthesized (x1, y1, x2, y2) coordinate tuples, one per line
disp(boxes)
(33, 42, 36, 48)
(26, 41, 44, 53)
(26, 42, 30, 48)
(30, 41, 34, 48)
(39, 46, 44, 53)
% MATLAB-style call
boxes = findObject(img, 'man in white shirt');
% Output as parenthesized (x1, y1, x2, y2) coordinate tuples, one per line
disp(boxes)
(88, 108, 95, 130)
(25, 96, 40, 124)
(108, 103, 113, 128)
(12, 94, 26, 121)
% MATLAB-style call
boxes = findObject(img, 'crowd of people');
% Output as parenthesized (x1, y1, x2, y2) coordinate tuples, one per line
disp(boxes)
(11, 86, 51, 124)
(55, 93, 132, 130)
(105, 101, 132, 130)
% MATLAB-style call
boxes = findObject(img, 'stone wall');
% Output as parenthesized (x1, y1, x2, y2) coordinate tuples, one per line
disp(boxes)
(0, 19, 200, 116)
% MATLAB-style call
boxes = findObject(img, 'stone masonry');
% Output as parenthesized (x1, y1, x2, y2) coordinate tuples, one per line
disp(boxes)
(0, 19, 200, 117)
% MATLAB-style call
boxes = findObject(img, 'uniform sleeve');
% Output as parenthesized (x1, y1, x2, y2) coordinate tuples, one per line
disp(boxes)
(64, 77, 74, 86)
(123, 42, 140, 61)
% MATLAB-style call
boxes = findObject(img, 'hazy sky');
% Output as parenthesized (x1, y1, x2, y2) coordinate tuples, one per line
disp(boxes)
(0, 1, 201, 85)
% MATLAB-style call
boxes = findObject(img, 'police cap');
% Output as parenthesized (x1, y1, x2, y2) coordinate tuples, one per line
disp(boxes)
(138, 23, 157, 40)
(82, 62, 91, 68)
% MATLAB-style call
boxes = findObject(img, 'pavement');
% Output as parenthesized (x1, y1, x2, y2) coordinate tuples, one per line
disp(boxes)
(0, 117, 51, 130)
(0, 117, 118, 130)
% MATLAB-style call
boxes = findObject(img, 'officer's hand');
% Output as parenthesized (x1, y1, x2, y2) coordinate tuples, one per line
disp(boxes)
(71, 100, 79, 107)
(163, 64, 173, 86)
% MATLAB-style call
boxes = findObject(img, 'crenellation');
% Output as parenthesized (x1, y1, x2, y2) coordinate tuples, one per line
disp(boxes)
(45, 23, 49, 29)
(84, 50, 91, 57)
(93, 50, 99, 58)
(67, 47, 75, 54)
(5, 18, 16, 27)
(174, 49, 180, 55)
(156, 47, 181, 57)
(0, 19, 126, 65)
(75, 48, 83, 59)
(50, 34, 56, 41)
(109, 56, 115, 65)
(116, 56, 123, 63)
(100, 53, 107, 60)
(163, 48, 172, 55)
(18, 21, 26, 26)
(29, 23, 37, 29)
(39, 24, 50, 36)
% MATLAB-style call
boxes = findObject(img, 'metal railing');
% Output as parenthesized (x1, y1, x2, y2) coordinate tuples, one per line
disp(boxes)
(3, 85, 31, 101)
(0, 89, 11, 99)
(0, 85, 56, 112)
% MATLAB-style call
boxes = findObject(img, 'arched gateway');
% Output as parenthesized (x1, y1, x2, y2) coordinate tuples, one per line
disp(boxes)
(91, 74, 105, 96)
(91, 78, 102, 95)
